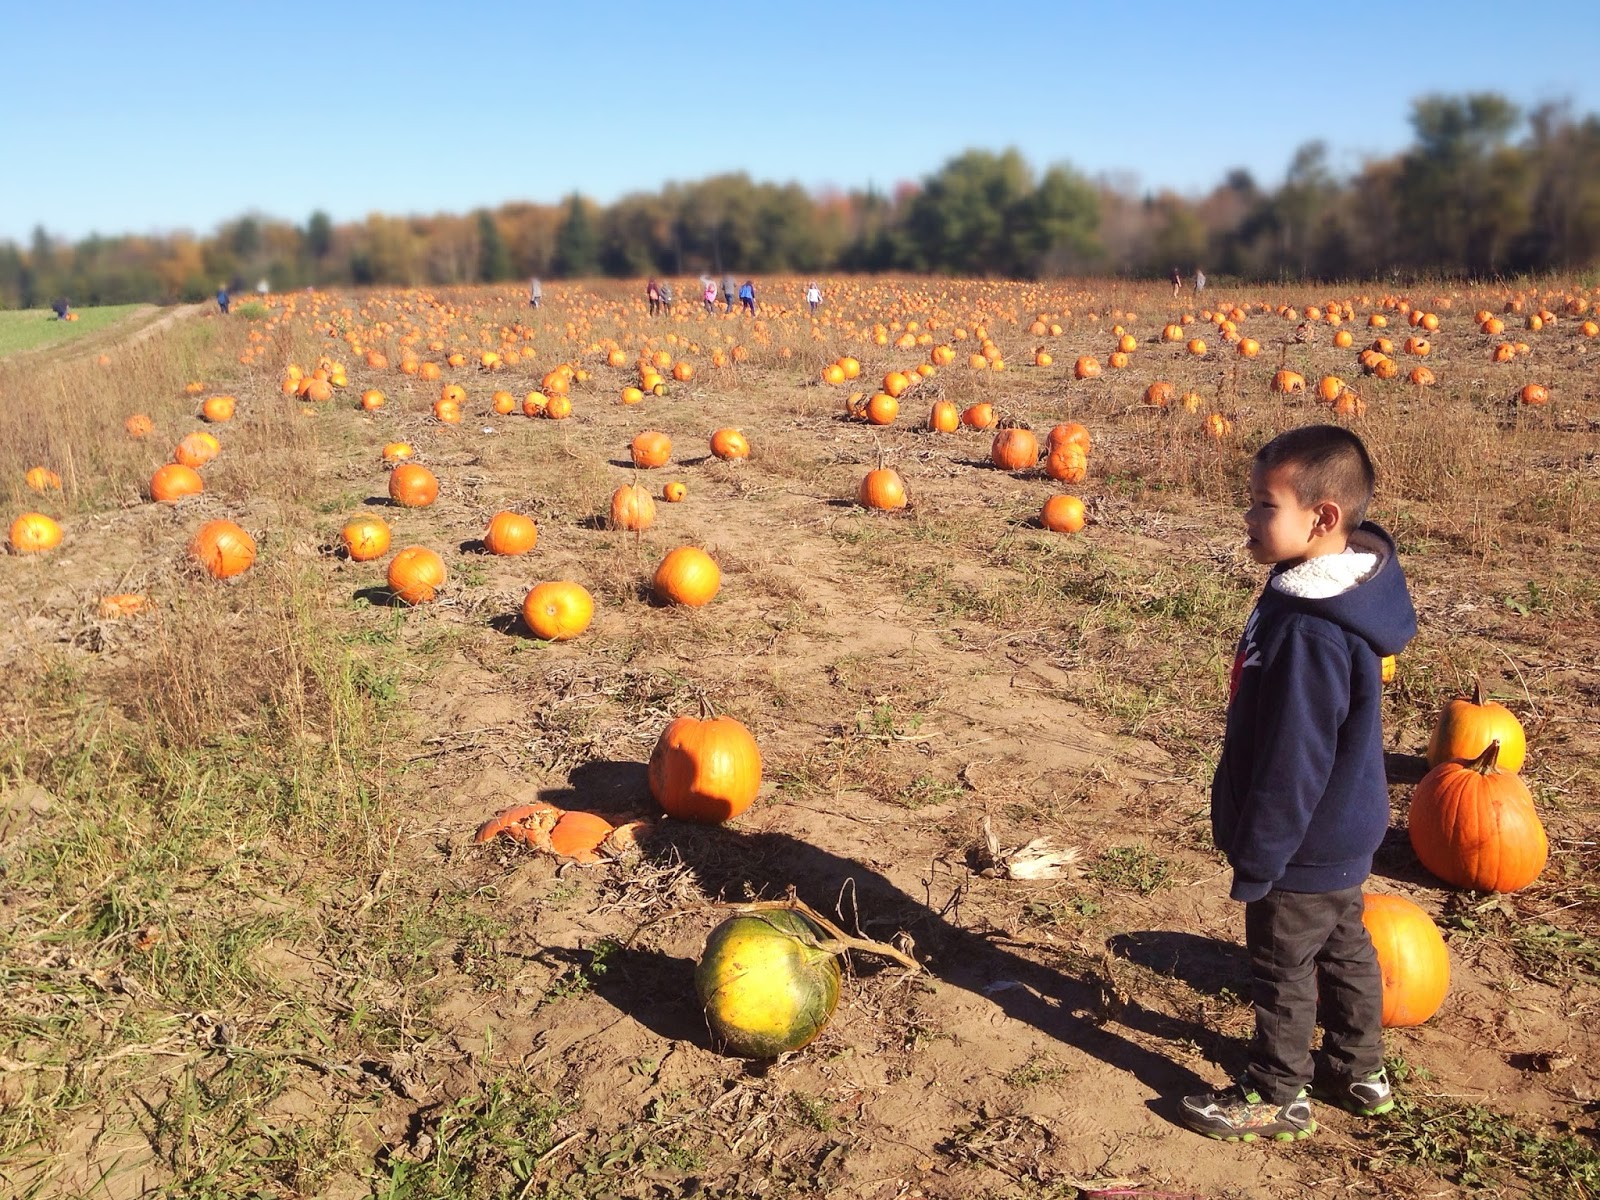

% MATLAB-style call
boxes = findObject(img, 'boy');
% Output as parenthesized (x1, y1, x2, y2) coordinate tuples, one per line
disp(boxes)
(1179, 424, 1416, 1142)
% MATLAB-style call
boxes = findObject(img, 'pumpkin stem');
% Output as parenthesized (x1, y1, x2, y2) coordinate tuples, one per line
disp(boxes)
(1471, 677, 1486, 707)
(696, 694, 718, 721)
(1468, 739, 1502, 775)
(727, 897, 922, 972)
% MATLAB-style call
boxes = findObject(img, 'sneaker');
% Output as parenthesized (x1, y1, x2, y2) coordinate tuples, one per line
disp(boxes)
(1179, 1081, 1316, 1142)
(1314, 1066, 1394, 1117)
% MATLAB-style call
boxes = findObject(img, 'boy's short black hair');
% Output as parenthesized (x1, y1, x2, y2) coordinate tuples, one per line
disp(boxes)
(1254, 424, 1376, 530)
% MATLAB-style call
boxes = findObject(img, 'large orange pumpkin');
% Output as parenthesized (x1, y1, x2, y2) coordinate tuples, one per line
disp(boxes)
(709, 428, 749, 460)
(174, 431, 220, 468)
(189, 520, 256, 579)
(610, 485, 657, 532)
(388, 546, 447, 605)
(648, 708, 763, 823)
(1040, 495, 1086, 533)
(388, 463, 439, 508)
(523, 581, 595, 640)
(1047, 423, 1091, 455)
(654, 546, 721, 606)
(631, 431, 673, 468)
(9, 512, 63, 554)
(1408, 741, 1547, 894)
(858, 467, 907, 510)
(484, 511, 539, 555)
(927, 400, 960, 433)
(960, 402, 997, 430)
(201, 395, 236, 422)
(150, 463, 204, 503)
(1045, 445, 1088, 483)
(1362, 893, 1450, 1027)
(990, 427, 1039, 471)
(341, 516, 392, 561)
(1425, 681, 1526, 773)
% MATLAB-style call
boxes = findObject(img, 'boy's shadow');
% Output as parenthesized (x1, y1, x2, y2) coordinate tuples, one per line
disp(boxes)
(546, 761, 1231, 1104)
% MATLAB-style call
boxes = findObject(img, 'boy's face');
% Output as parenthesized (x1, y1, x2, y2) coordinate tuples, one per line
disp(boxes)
(1244, 463, 1343, 567)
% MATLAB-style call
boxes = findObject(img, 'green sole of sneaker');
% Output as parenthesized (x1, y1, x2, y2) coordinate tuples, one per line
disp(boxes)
(1197, 1124, 1316, 1142)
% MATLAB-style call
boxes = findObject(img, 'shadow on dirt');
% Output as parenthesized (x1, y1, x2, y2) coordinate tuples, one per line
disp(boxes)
(539, 758, 1234, 1105)
(1108, 931, 1250, 997)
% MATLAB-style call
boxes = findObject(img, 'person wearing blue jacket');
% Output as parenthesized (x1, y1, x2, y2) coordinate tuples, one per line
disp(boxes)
(1179, 424, 1417, 1143)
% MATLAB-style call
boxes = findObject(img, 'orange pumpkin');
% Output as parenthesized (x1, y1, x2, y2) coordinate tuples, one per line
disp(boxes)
(97, 593, 149, 618)
(484, 511, 539, 556)
(189, 519, 256, 579)
(610, 485, 657, 532)
(381, 442, 414, 464)
(388, 463, 439, 508)
(341, 516, 392, 562)
(174, 431, 220, 468)
(9, 512, 63, 554)
(928, 400, 960, 433)
(1426, 680, 1526, 773)
(1362, 894, 1450, 1027)
(150, 463, 204, 503)
(1047, 423, 1091, 455)
(1074, 355, 1102, 379)
(388, 546, 447, 604)
(201, 395, 236, 422)
(709, 428, 750, 461)
(1040, 495, 1086, 533)
(1409, 741, 1547, 894)
(523, 581, 595, 640)
(631, 431, 673, 468)
(858, 467, 907, 510)
(990, 427, 1039, 471)
(1045, 444, 1088, 483)
(654, 546, 721, 606)
(960, 403, 997, 430)
(124, 413, 154, 438)
(25, 467, 62, 492)
(663, 481, 687, 503)
(865, 393, 899, 425)
(1519, 383, 1549, 406)
(648, 709, 763, 823)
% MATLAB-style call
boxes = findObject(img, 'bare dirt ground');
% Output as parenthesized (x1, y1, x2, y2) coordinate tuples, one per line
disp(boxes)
(3, 280, 1599, 1199)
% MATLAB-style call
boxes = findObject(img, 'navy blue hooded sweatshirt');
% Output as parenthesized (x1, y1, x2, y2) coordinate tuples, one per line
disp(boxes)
(1212, 522, 1417, 902)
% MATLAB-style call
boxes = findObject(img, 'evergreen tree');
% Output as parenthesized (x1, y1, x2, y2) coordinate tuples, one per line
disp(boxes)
(477, 211, 510, 281)
(552, 194, 599, 278)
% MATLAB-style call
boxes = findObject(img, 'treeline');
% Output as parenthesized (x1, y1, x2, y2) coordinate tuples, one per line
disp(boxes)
(3, 92, 1598, 308)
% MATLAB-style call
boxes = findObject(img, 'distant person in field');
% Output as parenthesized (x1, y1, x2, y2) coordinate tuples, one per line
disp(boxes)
(216, 284, 230, 315)
(1177, 425, 1416, 1144)
(646, 278, 661, 317)
(722, 274, 736, 313)
(739, 279, 756, 315)
(658, 278, 674, 315)
(51, 298, 70, 320)
(702, 278, 717, 313)
(1195, 268, 1207, 295)
(1171, 265, 1183, 297)
(529, 277, 542, 308)
(805, 280, 821, 315)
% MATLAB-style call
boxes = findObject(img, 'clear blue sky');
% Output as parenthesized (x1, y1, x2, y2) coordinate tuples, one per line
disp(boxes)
(3, 1, 1595, 244)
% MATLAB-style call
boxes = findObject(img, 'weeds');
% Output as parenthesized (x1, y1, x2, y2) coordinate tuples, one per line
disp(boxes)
(1090, 845, 1178, 894)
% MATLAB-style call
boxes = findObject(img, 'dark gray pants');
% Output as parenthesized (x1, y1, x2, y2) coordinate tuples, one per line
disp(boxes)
(1244, 885, 1383, 1102)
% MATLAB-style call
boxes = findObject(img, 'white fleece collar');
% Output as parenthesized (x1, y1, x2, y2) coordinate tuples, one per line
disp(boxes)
(1271, 530, 1386, 599)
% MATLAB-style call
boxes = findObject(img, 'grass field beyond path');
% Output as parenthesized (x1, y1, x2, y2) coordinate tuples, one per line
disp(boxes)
(0, 305, 150, 358)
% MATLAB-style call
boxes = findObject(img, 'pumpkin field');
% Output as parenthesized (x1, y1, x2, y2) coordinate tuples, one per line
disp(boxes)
(3, 276, 1600, 1199)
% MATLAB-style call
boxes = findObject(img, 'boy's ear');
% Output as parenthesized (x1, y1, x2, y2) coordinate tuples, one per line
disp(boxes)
(1311, 500, 1344, 538)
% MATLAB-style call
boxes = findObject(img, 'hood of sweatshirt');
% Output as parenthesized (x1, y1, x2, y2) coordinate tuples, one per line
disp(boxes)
(1260, 523, 1416, 658)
